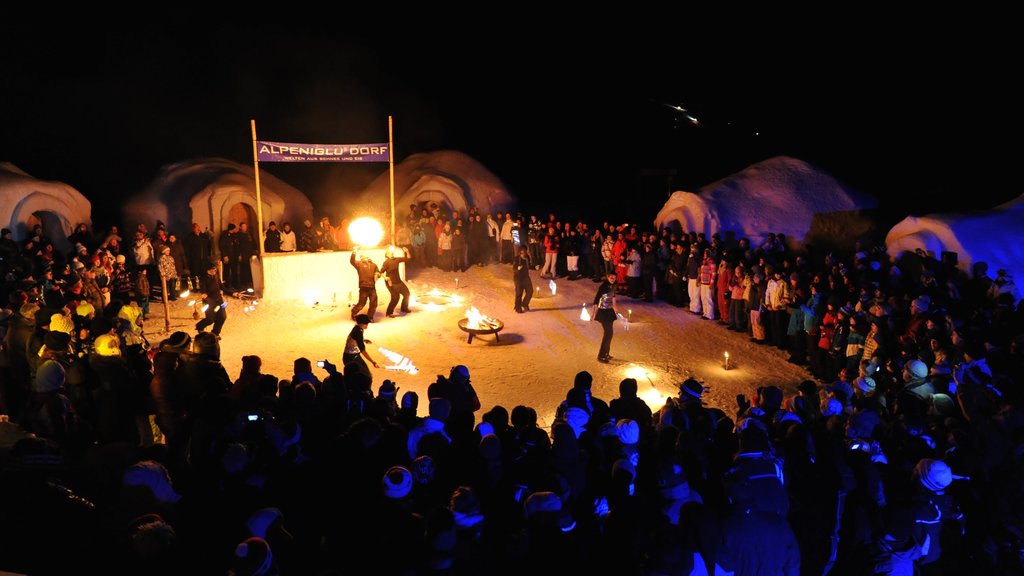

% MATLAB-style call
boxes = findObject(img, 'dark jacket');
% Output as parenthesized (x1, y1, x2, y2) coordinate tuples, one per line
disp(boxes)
(351, 253, 379, 288)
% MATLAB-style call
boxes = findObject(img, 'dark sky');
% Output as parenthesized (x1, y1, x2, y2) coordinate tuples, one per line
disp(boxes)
(1, 19, 1018, 228)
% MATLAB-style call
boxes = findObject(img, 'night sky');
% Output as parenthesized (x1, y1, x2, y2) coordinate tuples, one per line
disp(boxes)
(1, 18, 1017, 229)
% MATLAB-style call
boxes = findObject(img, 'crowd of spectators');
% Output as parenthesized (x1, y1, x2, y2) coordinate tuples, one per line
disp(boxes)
(1, 212, 1023, 574)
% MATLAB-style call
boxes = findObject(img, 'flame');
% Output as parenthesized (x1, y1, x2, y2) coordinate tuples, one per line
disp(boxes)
(465, 306, 499, 330)
(378, 346, 419, 375)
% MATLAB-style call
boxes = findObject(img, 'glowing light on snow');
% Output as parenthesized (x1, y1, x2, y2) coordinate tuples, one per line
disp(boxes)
(302, 289, 320, 307)
(580, 304, 591, 321)
(624, 364, 670, 410)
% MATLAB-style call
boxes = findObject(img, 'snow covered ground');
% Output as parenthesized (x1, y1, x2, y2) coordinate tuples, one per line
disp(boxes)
(147, 264, 813, 428)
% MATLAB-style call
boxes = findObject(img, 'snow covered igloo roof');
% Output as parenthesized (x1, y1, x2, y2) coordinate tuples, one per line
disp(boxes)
(122, 158, 313, 236)
(358, 150, 515, 221)
(0, 162, 92, 252)
(886, 194, 1024, 276)
(654, 156, 878, 248)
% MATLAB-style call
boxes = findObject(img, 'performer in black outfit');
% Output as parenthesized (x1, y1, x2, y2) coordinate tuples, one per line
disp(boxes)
(343, 314, 380, 371)
(513, 246, 533, 313)
(592, 272, 618, 362)
(350, 248, 380, 321)
(196, 261, 227, 336)
(381, 246, 411, 317)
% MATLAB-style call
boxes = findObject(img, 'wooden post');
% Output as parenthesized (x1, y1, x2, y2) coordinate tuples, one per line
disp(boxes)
(388, 115, 395, 245)
(251, 119, 266, 296)
(160, 273, 171, 333)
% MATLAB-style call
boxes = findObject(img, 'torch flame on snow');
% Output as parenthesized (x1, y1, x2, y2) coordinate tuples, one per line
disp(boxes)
(465, 307, 500, 330)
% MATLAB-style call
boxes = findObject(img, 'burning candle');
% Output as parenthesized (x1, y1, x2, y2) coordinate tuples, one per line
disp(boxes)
(455, 278, 460, 289)
(724, 352, 730, 370)
(628, 309, 633, 322)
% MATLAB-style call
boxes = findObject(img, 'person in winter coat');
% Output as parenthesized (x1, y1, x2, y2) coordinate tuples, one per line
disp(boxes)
(182, 223, 212, 291)
(380, 246, 411, 317)
(350, 248, 380, 321)
(264, 221, 282, 253)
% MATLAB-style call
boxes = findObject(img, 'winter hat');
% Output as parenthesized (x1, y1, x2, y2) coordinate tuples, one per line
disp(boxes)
(679, 378, 704, 400)
(573, 370, 593, 390)
(615, 419, 640, 445)
(759, 385, 784, 410)
(618, 377, 638, 398)
(34, 360, 66, 393)
(411, 455, 435, 485)
(797, 379, 818, 396)
(400, 391, 418, 410)
(428, 397, 451, 421)
(19, 301, 40, 321)
(475, 421, 495, 438)
(524, 491, 562, 518)
(906, 359, 929, 379)
(75, 301, 95, 318)
(839, 305, 855, 317)
(378, 379, 398, 398)
(159, 331, 192, 354)
(451, 365, 471, 380)
(822, 398, 844, 417)
(382, 466, 413, 499)
(115, 254, 126, 264)
(231, 537, 275, 576)
(827, 380, 854, 403)
(49, 313, 75, 335)
(160, 245, 171, 254)
(192, 332, 220, 359)
(930, 393, 956, 417)
(122, 460, 181, 504)
(854, 376, 876, 395)
(354, 313, 370, 325)
(94, 333, 122, 357)
(915, 459, 953, 492)
(912, 297, 930, 313)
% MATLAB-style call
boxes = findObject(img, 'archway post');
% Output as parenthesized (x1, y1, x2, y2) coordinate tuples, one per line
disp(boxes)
(251, 119, 266, 295)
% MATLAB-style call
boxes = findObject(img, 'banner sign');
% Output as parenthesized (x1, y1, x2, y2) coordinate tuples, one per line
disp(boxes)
(256, 140, 390, 162)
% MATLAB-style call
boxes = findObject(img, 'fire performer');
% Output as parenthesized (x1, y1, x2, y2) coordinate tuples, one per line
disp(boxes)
(381, 246, 411, 318)
(591, 272, 618, 363)
(513, 246, 533, 313)
(196, 261, 227, 337)
(343, 314, 380, 372)
(350, 247, 380, 322)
